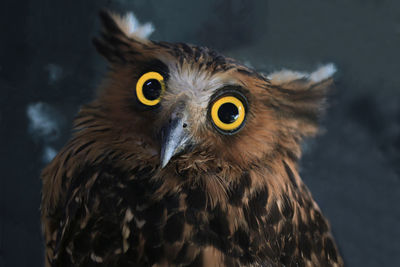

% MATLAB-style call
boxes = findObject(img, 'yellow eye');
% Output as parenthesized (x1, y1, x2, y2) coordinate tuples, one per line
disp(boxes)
(211, 95, 246, 133)
(136, 71, 165, 106)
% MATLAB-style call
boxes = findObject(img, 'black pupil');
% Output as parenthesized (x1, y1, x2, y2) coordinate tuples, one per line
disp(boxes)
(218, 103, 239, 124)
(142, 79, 161, 100)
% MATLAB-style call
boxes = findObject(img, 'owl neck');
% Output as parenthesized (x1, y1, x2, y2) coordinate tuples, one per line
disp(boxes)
(150, 151, 309, 218)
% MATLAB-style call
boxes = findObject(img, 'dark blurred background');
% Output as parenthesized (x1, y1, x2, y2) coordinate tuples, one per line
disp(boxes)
(1, 0, 400, 266)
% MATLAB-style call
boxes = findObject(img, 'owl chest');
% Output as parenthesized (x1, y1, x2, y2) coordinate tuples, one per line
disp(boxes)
(58, 165, 274, 265)
(120, 179, 260, 265)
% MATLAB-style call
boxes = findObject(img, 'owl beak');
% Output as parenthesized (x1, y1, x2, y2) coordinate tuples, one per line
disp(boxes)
(160, 116, 191, 168)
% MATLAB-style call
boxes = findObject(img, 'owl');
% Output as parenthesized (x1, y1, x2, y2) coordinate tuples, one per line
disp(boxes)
(41, 11, 343, 267)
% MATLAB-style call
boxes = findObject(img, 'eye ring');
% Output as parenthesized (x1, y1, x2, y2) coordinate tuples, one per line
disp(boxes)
(211, 95, 246, 133)
(136, 71, 165, 106)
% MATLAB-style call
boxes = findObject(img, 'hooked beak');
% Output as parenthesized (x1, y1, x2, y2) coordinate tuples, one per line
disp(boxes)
(160, 116, 191, 168)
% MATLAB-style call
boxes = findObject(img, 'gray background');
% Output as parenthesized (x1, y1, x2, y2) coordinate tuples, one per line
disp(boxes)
(1, 0, 400, 266)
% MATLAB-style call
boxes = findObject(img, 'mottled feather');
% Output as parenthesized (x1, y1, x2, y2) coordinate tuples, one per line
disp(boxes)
(41, 10, 343, 267)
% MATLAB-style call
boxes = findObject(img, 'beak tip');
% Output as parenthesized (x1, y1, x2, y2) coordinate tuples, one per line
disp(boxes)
(159, 149, 173, 169)
(159, 116, 190, 169)
(160, 159, 168, 169)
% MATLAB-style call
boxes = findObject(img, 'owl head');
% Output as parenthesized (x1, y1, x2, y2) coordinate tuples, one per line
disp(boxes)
(89, 11, 334, 176)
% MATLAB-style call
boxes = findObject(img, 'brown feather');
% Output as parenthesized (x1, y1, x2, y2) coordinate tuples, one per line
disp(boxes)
(41, 11, 343, 267)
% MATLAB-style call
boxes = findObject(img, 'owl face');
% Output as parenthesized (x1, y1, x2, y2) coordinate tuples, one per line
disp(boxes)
(93, 11, 329, 171)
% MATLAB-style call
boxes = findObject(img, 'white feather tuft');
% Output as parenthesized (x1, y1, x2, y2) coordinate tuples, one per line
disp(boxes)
(112, 12, 154, 39)
(267, 63, 337, 84)
(267, 70, 308, 83)
(309, 63, 337, 82)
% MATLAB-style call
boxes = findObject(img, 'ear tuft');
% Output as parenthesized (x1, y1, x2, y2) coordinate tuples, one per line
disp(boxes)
(266, 64, 337, 138)
(110, 12, 154, 40)
(267, 63, 336, 86)
(94, 10, 154, 63)
(98, 9, 125, 37)
(309, 63, 336, 82)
